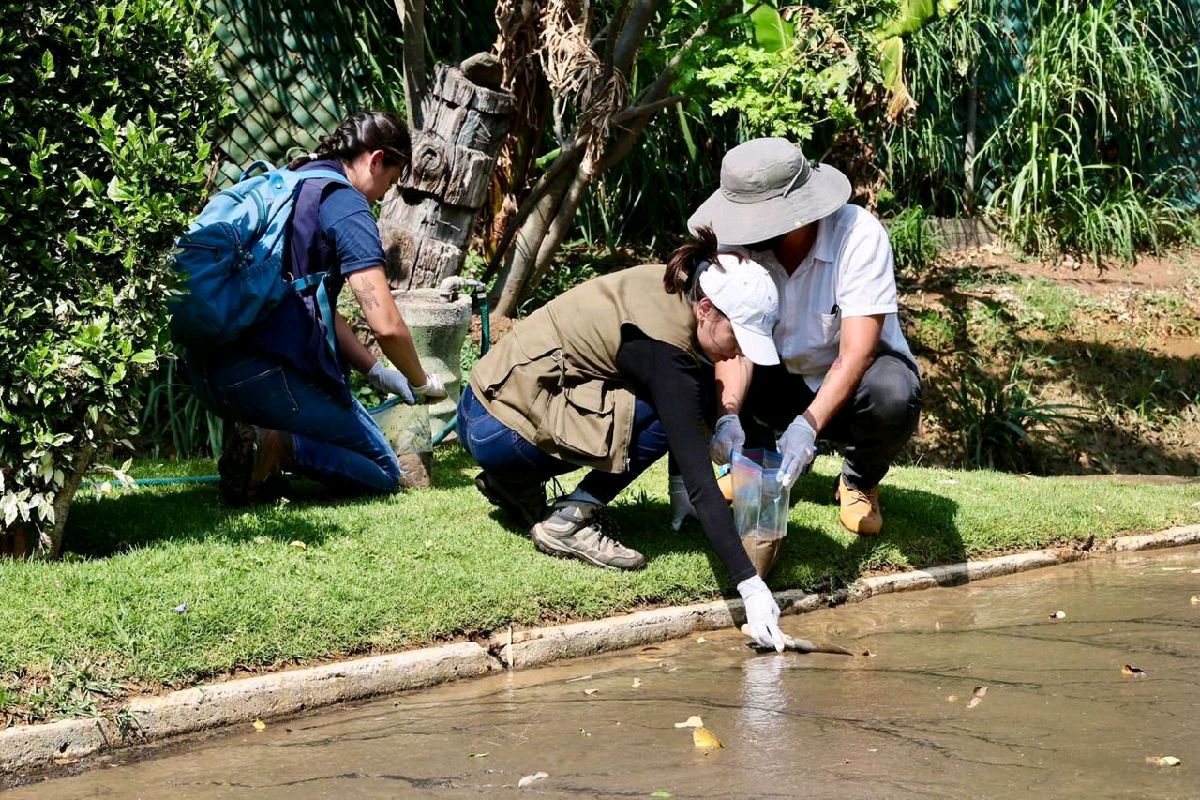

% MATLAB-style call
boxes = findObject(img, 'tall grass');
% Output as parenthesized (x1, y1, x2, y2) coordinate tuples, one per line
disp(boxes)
(884, 0, 1015, 215)
(979, 0, 1199, 264)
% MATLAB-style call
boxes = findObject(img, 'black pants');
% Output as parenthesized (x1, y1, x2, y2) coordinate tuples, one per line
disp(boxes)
(741, 352, 922, 490)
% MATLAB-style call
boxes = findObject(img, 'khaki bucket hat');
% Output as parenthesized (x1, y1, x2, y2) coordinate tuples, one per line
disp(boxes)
(688, 138, 851, 246)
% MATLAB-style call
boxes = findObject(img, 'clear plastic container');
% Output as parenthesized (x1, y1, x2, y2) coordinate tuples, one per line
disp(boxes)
(731, 448, 790, 577)
(367, 399, 432, 489)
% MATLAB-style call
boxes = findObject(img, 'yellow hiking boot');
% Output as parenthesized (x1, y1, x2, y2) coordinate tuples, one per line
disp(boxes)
(835, 475, 883, 536)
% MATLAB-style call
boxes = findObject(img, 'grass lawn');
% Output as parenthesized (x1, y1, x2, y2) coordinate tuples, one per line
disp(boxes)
(2, 448, 1199, 724)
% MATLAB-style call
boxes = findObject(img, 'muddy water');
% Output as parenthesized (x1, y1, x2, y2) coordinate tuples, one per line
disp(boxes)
(11, 547, 1200, 799)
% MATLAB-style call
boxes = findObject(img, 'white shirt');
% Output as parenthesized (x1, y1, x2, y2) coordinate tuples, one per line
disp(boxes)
(736, 204, 915, 391)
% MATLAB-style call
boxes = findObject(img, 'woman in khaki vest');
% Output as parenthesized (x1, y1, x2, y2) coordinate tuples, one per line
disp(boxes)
(458, 231, 787, 651)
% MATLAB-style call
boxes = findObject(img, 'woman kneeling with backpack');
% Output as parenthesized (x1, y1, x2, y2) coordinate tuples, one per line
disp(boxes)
(185, 112, 446, 504)
(458, 231, 788, 651)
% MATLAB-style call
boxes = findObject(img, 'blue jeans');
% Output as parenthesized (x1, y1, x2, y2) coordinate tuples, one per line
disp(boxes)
(457, 385, 667, 506)
(188, 353, 400, 494)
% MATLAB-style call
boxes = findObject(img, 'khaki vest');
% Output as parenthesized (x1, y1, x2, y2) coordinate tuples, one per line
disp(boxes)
(470, 264, 698, 472)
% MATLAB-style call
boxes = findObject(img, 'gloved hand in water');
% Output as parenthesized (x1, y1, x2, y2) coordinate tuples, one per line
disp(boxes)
(777, 414, 817, 488)
(709, 414, 745, 465)
(413, 372, 448, 401)
(366, 361, 416, 404)
(738, 574, 785, 652)
(668, 475, 696, 531)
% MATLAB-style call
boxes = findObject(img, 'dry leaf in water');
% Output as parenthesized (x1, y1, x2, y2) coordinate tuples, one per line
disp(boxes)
(565, 674, 593, 683)
(468, 752, 489, 758)
(692, 726, 724, 750)
(253, 719, 266, 731)
(1121, 664, 1147, 677)
(1049, 610, 1066, 620)
(583, 688, 598, 696)
(289, 540, 307, 550)
(1190, 596, 1199, 605)
(674, 715, 704, 729)
(861, 649, 876, 657)
(967, 686, 988, 709)
(1145, 756, 1181, 767)
(695, 637, 707, 644)
(518, 771, 549, 788)
(631, 678, 642, 688)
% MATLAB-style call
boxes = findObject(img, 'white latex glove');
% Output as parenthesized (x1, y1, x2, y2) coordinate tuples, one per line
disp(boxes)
(412, 371, 447, 401)
(777, 415, 817, 488)
(709, 414, 746, 465)
(668, 474, 696, 531)
(738, 575, 785, 652)
(366, 361, 416, 404)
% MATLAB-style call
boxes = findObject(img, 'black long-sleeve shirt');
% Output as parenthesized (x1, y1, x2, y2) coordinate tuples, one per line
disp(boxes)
(615, 328, 757, 583)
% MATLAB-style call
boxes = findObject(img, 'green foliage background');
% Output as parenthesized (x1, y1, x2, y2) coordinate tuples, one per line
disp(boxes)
(0, 0, 227, 548)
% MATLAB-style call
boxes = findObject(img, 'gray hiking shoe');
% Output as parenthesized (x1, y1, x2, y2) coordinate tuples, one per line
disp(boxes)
(531, 501, 646, 570)
(474, 471, 547, 528)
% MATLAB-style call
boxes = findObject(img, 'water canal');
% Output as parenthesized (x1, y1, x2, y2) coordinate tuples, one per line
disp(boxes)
(10, 546, 1200, 798)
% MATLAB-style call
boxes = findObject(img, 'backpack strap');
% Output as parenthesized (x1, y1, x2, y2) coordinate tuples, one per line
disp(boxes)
(290, 271, 337, 358)
(286, 172, 354, 371)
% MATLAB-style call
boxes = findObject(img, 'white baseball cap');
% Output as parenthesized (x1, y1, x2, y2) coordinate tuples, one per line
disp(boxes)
(698, 252, 780, 365)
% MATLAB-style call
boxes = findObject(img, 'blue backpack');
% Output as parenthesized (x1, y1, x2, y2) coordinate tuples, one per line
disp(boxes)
(169, 161, 351, 352)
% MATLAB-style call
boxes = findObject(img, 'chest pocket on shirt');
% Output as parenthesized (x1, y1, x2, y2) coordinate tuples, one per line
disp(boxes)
(816, 310, 840, 344)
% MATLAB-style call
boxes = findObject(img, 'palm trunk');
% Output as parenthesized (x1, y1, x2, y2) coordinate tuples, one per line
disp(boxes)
(490, 158, 579, 318)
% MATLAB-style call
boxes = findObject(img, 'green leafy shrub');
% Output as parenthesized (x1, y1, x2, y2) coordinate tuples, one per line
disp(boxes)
(0, 0, 227, 556)
(694, 3, 877, 147)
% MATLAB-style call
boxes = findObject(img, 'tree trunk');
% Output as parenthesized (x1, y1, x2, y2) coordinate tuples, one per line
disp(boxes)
(396, 0, 428, 130)
(490, 155, 579, 318)
(2, 417, 102, 560)
(963, 69, 979, 215)
(484, 1, 713, 318)
(524, 160, 596, 298)
(379, 61, 515, 290)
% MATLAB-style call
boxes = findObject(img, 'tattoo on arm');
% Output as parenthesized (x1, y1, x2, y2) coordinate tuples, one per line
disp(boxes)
(828, 356, 844, 373)
(351, 274, 380, 311)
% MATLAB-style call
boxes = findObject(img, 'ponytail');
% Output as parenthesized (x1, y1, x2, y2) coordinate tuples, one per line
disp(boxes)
(288, 111, 411, 171)
(665, 226, 741, 302)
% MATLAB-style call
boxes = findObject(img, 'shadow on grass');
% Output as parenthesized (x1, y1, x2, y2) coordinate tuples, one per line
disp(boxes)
(608, 473, 964, 596)
(65, 484, 351, 556)
(67, 446, 483, 557)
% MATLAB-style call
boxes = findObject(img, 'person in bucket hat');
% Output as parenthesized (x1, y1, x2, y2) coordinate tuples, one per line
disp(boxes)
(683, 138, 921, 536)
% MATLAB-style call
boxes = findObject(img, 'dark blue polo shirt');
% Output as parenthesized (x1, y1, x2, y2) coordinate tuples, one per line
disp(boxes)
(240, 159, 386, 401)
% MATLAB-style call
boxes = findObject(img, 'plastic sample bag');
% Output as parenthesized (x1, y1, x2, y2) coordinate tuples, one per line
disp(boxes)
(368, 399, 432, 488)
(731, 449, 790, 577)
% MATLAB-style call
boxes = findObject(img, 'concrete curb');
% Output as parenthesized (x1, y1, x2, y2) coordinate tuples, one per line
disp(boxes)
(4, 524, 1199, 778)
(848, 524, 1200, 602)
(488, 590, 826, 670)
(1, 642, 498, 777)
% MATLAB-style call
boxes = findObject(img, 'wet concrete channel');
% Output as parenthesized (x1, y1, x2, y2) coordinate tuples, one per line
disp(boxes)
(9, 546, 1200, 798)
